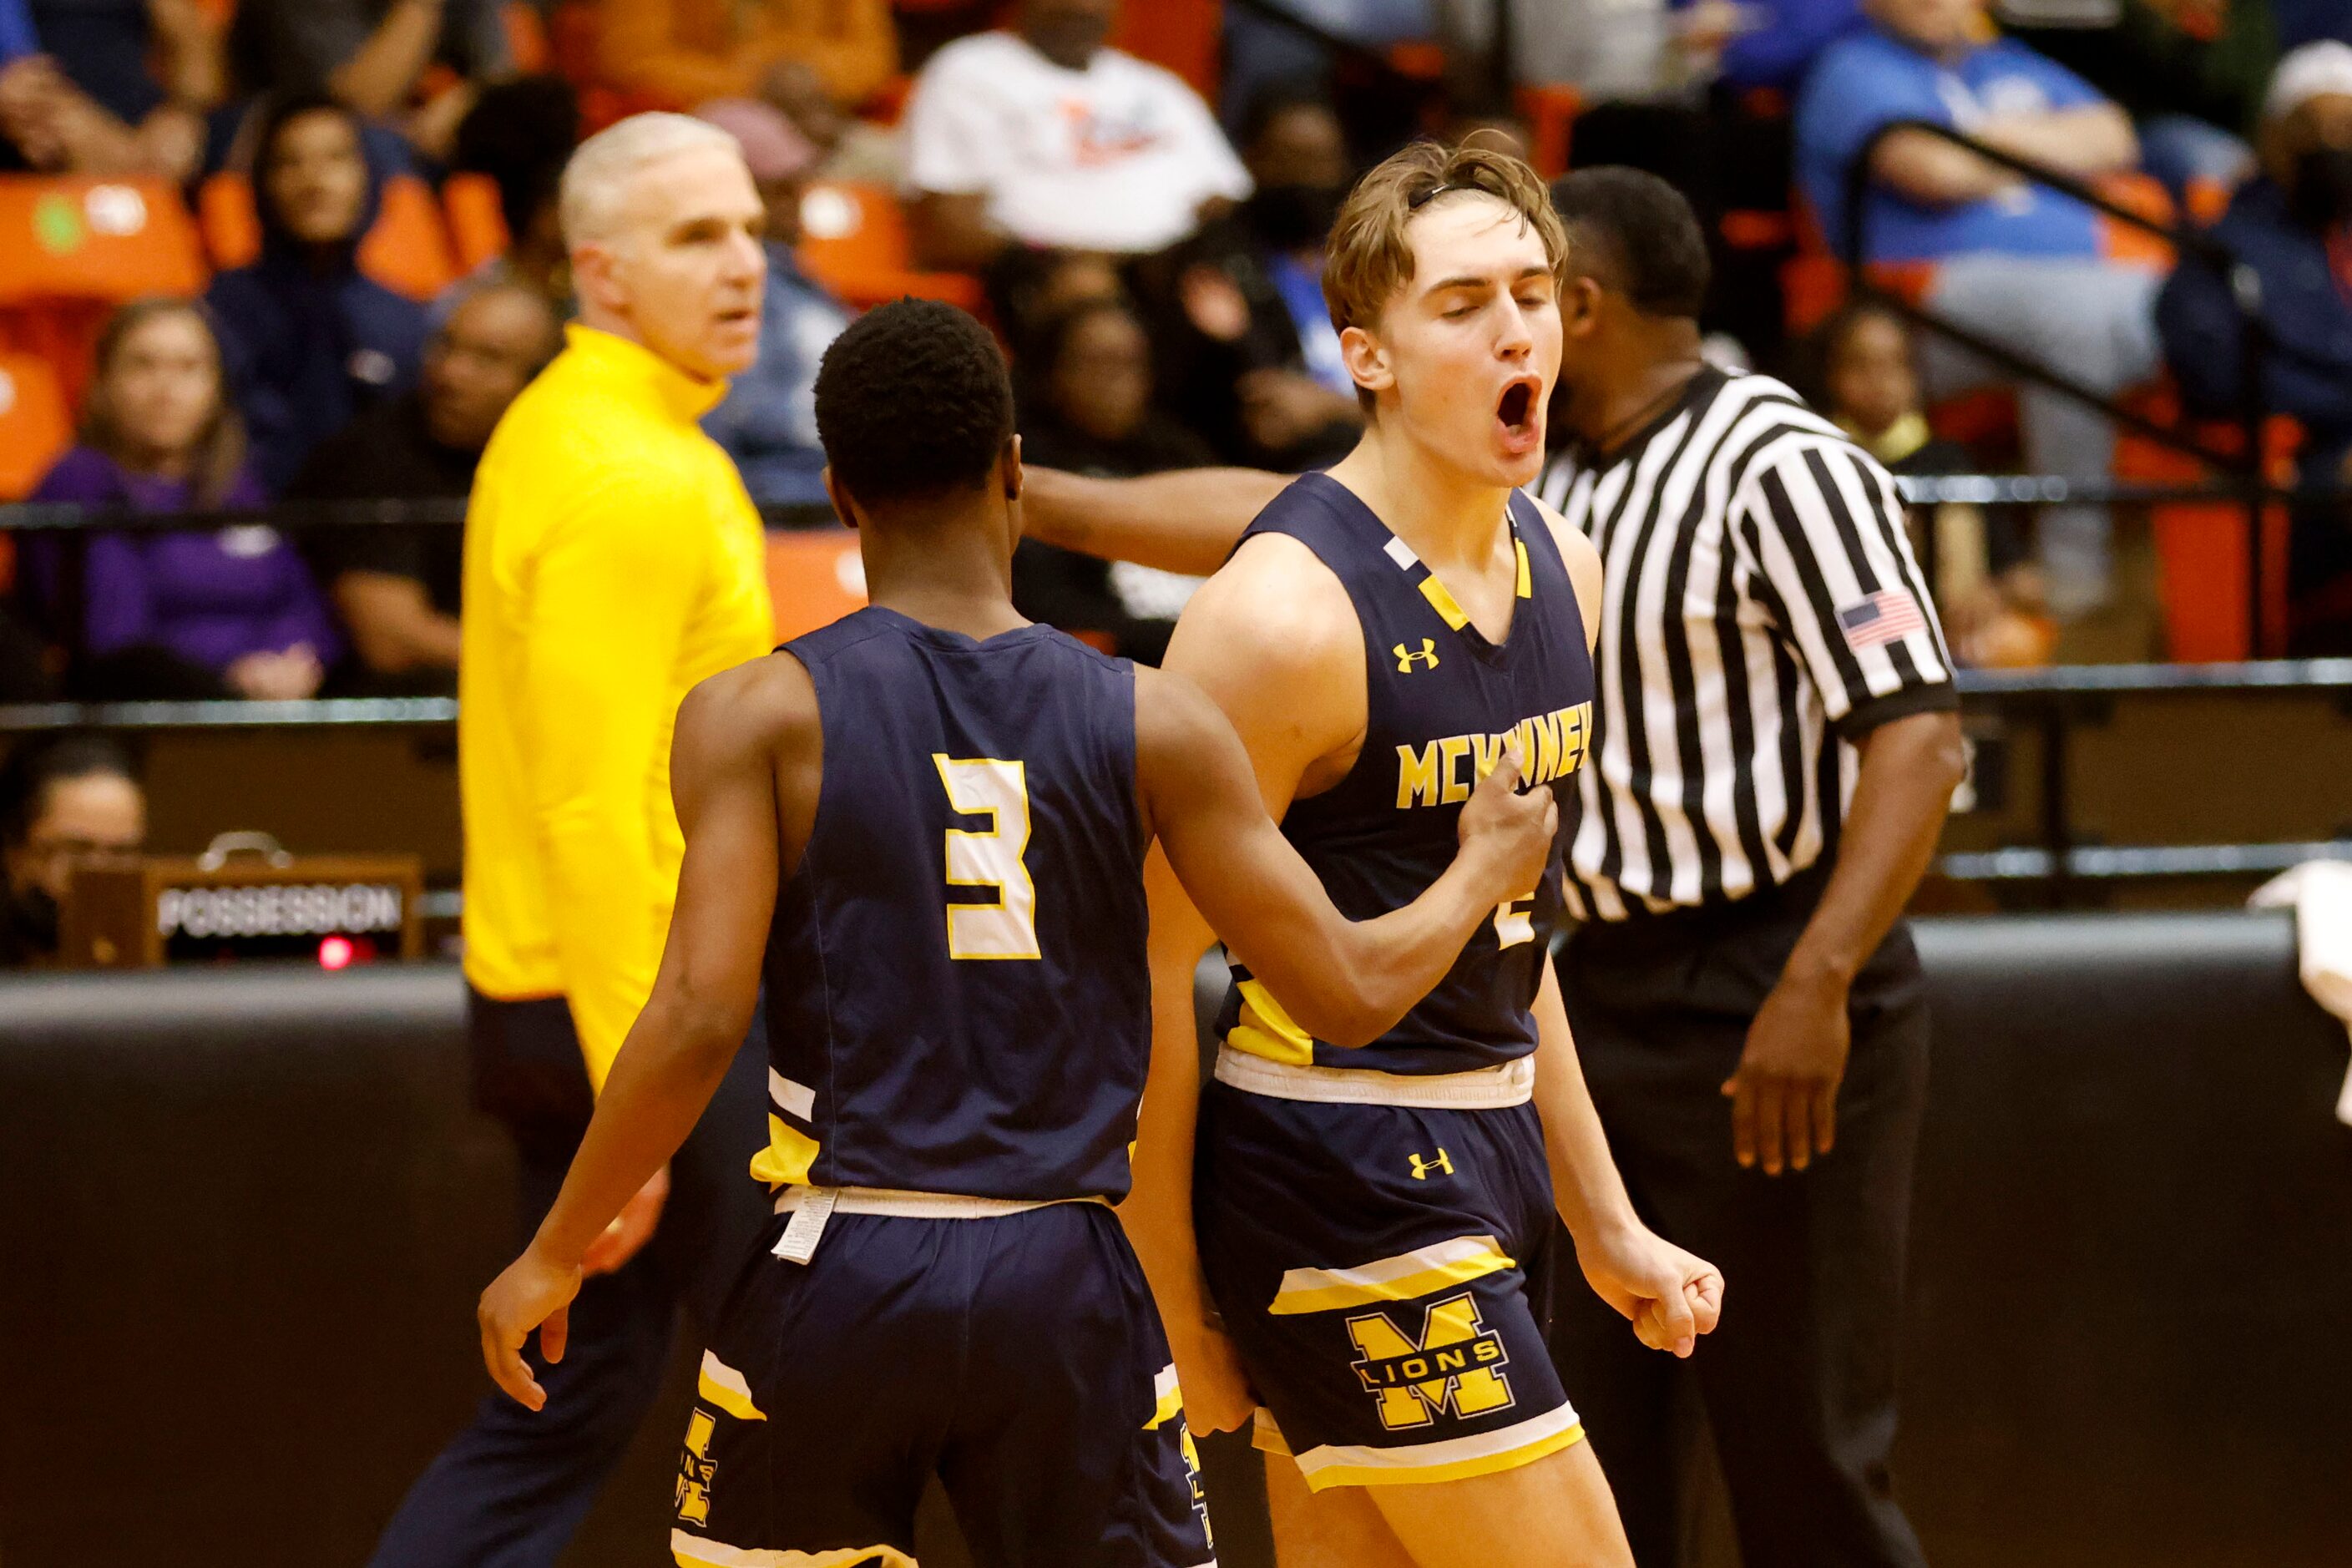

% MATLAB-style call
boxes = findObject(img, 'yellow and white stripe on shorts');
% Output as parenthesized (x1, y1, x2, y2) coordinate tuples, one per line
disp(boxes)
(670, 1530, 917, 1567)
(1282, 1401, 1586, 1490)
(1267, 1235, 1517, 1317)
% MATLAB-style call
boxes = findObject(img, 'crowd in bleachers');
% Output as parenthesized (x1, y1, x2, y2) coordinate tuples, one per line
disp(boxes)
(5, 0, 2352, 720)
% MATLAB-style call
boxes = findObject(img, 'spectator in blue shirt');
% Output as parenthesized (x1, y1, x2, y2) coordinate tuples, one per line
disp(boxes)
(1698, 0, 1862, 94)
(0, 0, 225, 180)
(1798, 0, 2159, 615)
(694, 98, 851, 512)
(0, 0, 34, 62)
(2158, 41, 2352, 652)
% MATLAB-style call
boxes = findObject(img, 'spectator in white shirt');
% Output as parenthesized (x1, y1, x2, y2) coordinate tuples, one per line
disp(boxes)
(902, 0, 1252, 273)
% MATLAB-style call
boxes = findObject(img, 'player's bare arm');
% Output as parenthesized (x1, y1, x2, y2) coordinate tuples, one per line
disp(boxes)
(1121, 532, 1394, 1437)
(478, 654, 818, 1410)
(1021, 464, 1290, 578)
(1136, 662, 1557, 1047)
(1529, 962, 1724, 1359)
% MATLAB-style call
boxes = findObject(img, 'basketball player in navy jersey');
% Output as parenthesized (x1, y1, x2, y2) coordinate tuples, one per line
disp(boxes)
(475, 299, 1565, 1568)
(1120, 144, 1724, 1568)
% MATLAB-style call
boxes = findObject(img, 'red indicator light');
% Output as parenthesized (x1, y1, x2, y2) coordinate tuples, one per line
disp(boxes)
(318, 934, 355, 970)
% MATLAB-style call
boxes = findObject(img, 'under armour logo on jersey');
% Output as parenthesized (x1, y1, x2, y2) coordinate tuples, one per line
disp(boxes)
(1394, 639, 1440, 672)
(1409, 1148, 1454, 1181)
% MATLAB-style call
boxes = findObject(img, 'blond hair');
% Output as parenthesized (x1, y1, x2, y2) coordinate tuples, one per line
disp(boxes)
(1322, 140, 1571, 341)
(558, 111, 741, 249)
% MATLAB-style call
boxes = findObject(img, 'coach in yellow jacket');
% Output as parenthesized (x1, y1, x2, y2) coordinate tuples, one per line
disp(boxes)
(372, 113, 776, 1568)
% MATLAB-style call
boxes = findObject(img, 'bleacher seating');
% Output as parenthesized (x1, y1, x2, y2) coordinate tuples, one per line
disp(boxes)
(766, 529, 870, 642)
(195, 171, 459, 304)
(0, 177, 209, 405)
(0, 354, 73, 501)
(797, 180, 984, 313)
(441, 173, 509, 274)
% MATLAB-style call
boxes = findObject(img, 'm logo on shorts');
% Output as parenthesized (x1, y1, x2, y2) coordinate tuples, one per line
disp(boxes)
(676, 1408, 719, 1525)
(1346, 1292, 1515, 1431)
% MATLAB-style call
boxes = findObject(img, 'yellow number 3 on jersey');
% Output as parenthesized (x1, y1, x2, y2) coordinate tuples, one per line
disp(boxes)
(933, 754, 1043, 961)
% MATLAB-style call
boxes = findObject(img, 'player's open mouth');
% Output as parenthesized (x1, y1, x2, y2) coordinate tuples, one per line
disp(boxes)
(1495, 378, 1541, 449)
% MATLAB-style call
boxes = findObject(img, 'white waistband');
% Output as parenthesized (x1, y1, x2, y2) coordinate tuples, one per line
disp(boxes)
(1212, 1045, 1535, 1109)
(772, 1185, 1105, 1221)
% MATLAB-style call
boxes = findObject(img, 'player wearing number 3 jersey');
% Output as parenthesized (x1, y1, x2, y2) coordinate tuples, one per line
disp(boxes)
(473, 299, 1565, 1568)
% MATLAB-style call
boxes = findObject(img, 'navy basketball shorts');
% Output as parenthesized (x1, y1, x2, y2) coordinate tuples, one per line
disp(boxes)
(1194, 1055, 1584, 1492)
(671, 1198, 1216, 1568)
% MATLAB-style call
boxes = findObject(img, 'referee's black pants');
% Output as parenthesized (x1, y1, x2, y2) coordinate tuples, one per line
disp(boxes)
(367, 989, 771, 1568)
(1552, 868, 1932, 1568)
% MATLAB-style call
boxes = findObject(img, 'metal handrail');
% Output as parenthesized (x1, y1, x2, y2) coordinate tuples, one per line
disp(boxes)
(1955, 658, 2352, 696)
(0, 498, 838, 533)
(1839, 118, 2261, 468)
(1841, 114, 2279, 648)
(1940, 840, 2352, 883)
(0, 478, 2338, 534)
(0, 697, 458, 731)
(7, 676, 2344, 895)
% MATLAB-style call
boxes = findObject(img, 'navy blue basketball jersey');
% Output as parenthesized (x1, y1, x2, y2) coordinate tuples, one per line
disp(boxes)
(754, 606, 1150, 1202)
(1215, 474, 1596, 1076)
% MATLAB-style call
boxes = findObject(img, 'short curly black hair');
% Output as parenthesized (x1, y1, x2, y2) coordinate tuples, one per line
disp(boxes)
(814, 299, 1014, 508)
(1549, 167, 1711, 321)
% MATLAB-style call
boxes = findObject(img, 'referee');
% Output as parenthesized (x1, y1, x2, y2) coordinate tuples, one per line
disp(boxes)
(1537, 169, 1963, 1567)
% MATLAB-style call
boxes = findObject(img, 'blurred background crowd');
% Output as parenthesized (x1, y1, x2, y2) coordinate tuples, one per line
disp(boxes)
(4, 0, 2352, 954)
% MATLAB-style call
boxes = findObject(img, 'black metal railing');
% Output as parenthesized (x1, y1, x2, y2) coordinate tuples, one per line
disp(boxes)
(1948, 658, 2352, 904)
(0, 498, 837, 534)
(0, 696, 458, 731)
(1841, 118, 2283, 645)
(0, 496, 836, 672)
(8, 498, 2350, 903)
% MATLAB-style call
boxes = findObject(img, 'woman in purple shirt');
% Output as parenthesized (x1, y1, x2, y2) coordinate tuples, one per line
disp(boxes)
(30, 297, 338, 699)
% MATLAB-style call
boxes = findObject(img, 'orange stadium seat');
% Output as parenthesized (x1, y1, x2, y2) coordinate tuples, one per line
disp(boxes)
(797, 180, 984, 313)
(1114, 0, 1219, 97)
(503, 1, 551, 73)
(0, 176, 207, 305)
(443, 172, 510, 271)
(194, 170, 260, 271)
(549, 0, 671, 131)
(2116, 394, 2298, 661)
(197, 171, 458, 303)
(0, 176, 208, 403)
(2094, 171, 2178, 272)
(359, 176, 461, 301)
(1517, 84, 1581, 180)
(0, 352, 73, 499)
(767, 528, 867, 642)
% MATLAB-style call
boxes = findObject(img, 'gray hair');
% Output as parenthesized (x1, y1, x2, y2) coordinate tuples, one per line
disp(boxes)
(558, 112, 741, 249)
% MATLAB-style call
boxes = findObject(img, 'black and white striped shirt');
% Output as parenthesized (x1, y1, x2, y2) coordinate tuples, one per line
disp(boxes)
(1535, 367, 1956, 923)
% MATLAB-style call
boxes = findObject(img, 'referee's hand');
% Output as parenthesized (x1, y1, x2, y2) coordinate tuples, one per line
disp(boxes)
(1722, 970, 1850, 1175)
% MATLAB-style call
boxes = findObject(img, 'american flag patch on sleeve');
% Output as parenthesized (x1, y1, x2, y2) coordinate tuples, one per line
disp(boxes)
(1835, 589, 1926, 651)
